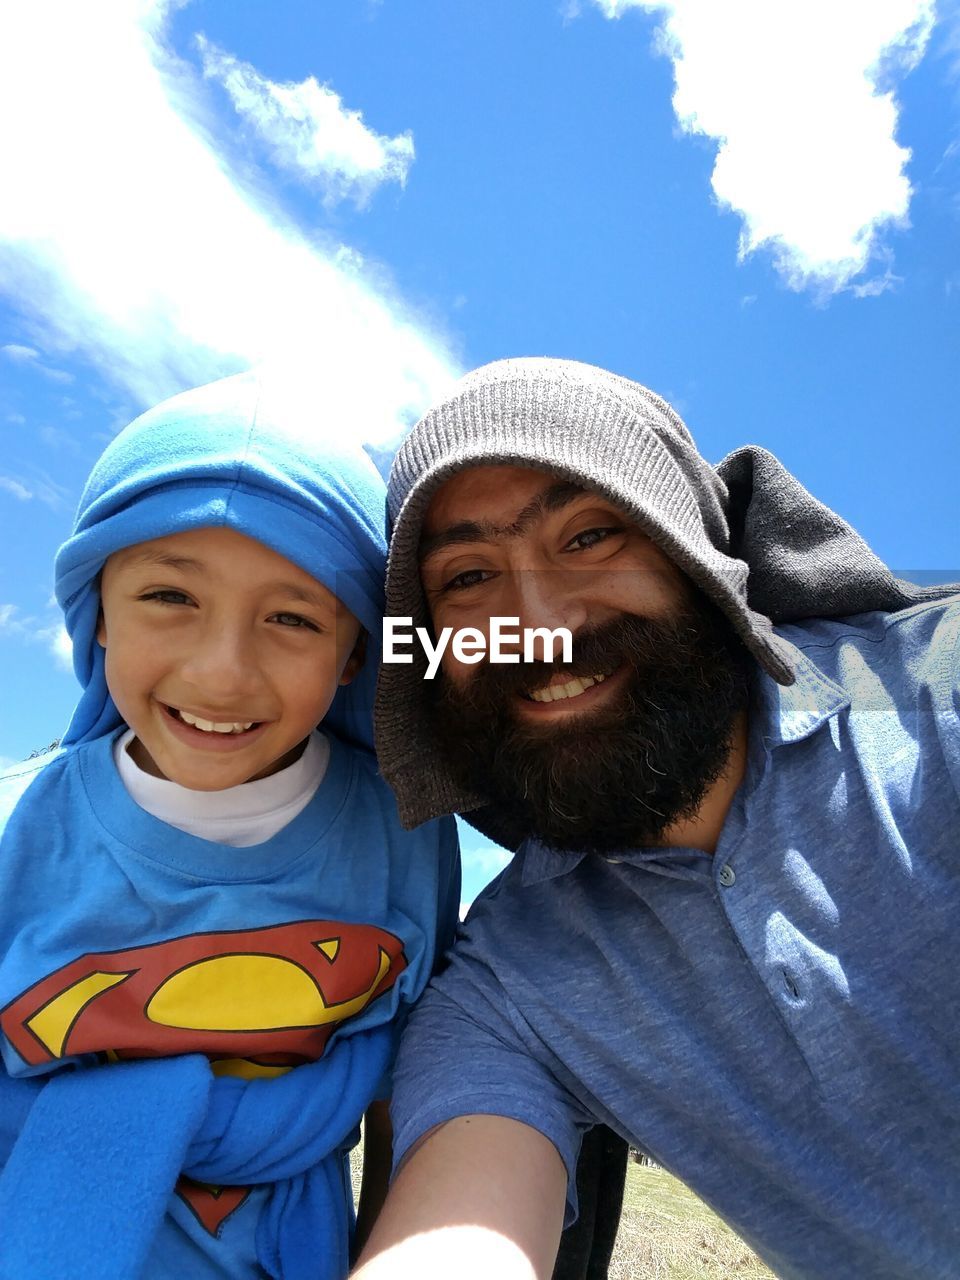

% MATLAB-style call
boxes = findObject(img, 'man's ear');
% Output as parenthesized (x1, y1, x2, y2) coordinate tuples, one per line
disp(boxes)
(339, 629, 367, 686)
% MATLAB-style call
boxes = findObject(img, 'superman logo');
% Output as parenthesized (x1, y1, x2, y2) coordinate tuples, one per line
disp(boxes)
(176, 1177, 252, 1238)
(1, 920, 406, 1238)
(0, 919, 407, 1070)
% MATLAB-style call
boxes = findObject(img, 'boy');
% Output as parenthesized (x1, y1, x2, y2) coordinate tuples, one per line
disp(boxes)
(0, 371, 460, 1280)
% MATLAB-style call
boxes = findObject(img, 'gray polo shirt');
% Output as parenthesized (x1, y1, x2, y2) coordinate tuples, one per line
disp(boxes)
(390, 598, 960, 1280)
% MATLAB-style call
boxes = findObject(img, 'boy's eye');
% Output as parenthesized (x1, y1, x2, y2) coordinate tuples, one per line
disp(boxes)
(270, 612, 321, 631)
(565, 526, 622, 552)
(140, 589, 193, 606)
(441, 568, 496, 593)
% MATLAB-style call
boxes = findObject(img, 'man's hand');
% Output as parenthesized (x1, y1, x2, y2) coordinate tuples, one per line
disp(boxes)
(351, 1115, 568, 1279)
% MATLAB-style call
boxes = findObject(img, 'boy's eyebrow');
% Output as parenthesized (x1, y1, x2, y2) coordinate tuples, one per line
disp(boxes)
(268, 582, 337, 610)
(419, 481, 587, 563)
(122, 550, 335, 609)
(124, 550, 203, 572)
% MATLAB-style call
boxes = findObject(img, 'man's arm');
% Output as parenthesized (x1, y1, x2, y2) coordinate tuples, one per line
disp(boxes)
(352, 1115, 568, 1280)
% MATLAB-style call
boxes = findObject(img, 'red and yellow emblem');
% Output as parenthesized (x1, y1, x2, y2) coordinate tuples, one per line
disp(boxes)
(1, 920, 406, 1234)
(1, 920, 406, 1069)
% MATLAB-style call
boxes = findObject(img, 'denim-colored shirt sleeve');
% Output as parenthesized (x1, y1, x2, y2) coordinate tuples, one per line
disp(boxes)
(389, 920, 593, 1223)
(391, 601, 960, 1280)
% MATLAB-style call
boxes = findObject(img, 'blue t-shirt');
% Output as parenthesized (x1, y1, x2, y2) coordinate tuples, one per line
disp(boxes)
(390, 598, 960, 1280)
(0, 730, 460, 1278)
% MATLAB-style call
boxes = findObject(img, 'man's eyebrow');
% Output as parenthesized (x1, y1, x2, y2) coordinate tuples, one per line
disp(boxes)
(419, 520, 500, 561)
(539, 481, 587, 513)
(419, 481, 587, 562)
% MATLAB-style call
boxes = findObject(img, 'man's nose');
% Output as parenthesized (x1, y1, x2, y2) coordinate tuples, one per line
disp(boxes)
(507, 570, 590, 657)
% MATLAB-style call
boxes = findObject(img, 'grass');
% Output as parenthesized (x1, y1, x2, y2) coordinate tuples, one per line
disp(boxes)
(608, 1162, 775, 1280)
(352, 1144, 775, 1278)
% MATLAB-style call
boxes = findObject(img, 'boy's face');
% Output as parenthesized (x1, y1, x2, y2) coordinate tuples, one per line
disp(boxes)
(97, 526, 363, 790)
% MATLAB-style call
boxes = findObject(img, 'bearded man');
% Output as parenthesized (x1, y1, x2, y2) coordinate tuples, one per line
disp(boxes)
(355, 358, 960, 1280)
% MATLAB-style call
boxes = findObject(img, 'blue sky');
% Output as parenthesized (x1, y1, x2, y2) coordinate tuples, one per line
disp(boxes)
(1, 0, 958, 904)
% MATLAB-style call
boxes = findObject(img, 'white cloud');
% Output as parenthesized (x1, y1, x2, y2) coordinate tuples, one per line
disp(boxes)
(36, 364, 75, 385)
(0, 604, 20, 631)
(462, 845, 513, 877)
(0, 603, 74, 672)
(198, 36, 414, 206)
(940, 2, 960, 80)
(47, 624, 74, 672)
(0, 0, 456, 430)
(850, 261, 902, 297)
(593, 0, 936, 293)
(458, 843, 513, 917)
(0, 476, 32, 501)
(1, 341, 74, 383)
(0, 468, 69, 510)
(1, 343, 39, 362)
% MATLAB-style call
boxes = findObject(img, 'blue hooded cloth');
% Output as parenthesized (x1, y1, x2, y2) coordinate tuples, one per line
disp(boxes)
(0, 371, 396, 1280)
(56, 368, 387, 753)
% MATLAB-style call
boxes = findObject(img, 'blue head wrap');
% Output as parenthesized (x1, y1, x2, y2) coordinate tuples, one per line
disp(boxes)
(54, 370, 387, 754)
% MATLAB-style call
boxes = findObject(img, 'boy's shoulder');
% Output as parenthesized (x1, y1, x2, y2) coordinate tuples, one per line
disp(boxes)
(0, 746, 72, 831)
(329, 733, 458, 849)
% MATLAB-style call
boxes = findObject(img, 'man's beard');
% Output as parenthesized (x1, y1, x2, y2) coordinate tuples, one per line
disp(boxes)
(425, 600, 752, 854)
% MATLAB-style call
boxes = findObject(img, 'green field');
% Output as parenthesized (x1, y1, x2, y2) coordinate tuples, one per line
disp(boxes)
(609, 1162, 775, 1280)
(351, 1145, 776, 1277)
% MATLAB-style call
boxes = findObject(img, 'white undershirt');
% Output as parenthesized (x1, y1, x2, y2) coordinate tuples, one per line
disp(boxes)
(114, 728, 330, 847)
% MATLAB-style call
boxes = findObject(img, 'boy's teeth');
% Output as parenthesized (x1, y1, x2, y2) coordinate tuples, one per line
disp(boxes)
(529, 673, 606, 704)
(179, 710, 254, 734)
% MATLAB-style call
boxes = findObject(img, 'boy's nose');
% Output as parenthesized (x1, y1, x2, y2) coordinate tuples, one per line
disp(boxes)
(178, 625, 263, 700)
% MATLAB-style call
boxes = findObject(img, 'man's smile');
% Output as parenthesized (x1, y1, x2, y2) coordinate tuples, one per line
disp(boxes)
(526, 669, 612, 703)
(514, 661, 628, 719)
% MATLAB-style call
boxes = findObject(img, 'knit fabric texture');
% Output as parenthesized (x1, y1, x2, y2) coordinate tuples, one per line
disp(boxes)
(376, 356, 955, 834)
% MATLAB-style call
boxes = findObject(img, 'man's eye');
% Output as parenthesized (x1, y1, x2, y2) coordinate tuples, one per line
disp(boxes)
(566, 527, 621, 551)
(140, 589, 193, 606)
(441, 568, 495, 593)
(271, 612, 320, 631)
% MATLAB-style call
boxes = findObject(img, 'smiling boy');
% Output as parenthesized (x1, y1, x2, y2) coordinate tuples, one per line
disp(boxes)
(98, 526, 364, 792)
(0, 371, 459, 1280)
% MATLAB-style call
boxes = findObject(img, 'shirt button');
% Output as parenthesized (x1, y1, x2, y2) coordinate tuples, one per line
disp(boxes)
(718, 864, 736, 887)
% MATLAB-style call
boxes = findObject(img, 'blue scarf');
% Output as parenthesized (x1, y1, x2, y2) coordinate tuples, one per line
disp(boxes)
(1, 371, 394, 1278)
(0, 1027, 393, 1280)
(56, 369, 387, 753)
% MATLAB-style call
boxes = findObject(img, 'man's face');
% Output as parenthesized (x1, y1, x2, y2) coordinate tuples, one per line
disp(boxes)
(421, 464, 691, 701)
(419, 465, 750, 852)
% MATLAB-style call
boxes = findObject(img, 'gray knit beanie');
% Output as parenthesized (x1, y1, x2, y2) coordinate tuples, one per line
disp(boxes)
(376, 357, 952, 833)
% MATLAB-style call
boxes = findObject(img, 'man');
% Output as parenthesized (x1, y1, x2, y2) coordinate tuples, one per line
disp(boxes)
(357, 358, 960, 1280)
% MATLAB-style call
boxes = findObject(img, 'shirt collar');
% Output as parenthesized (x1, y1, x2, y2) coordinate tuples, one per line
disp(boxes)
(751, 637, 849, 749)
(519, 636, 850, 887)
